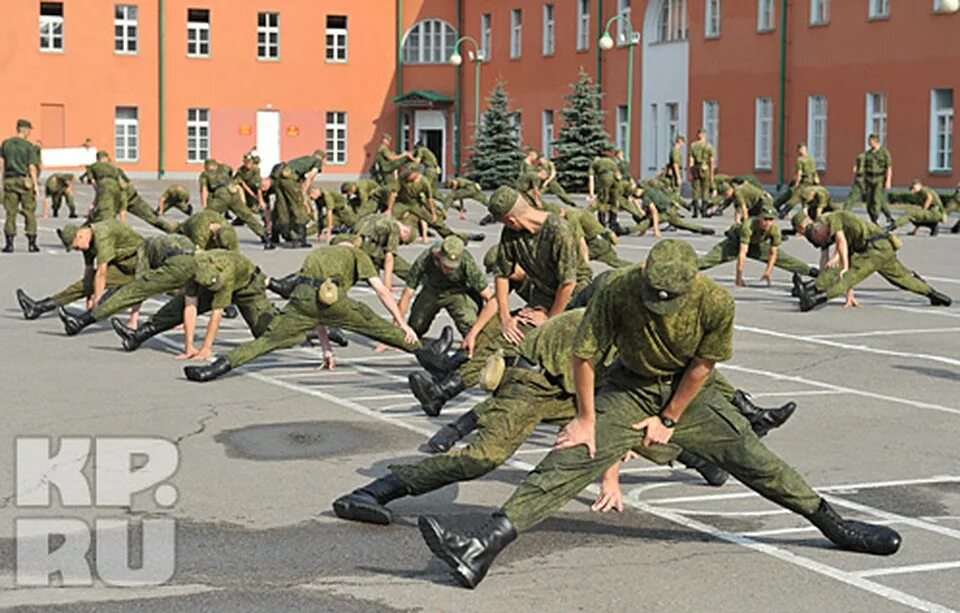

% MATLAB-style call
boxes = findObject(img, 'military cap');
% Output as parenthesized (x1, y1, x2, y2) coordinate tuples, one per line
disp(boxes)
(641, 239, 698, 316)
(759, 205, 778, 220)
(436, 236, 465, 269)
(16, 119, 32, 130)
(96, 150, 110, 160)
(340, 181, 357, 194)
(716, 181, 733, 194)
(868, 133, 880, 141)
(487, 186, 521, 221)
(909, 178, 922, 188)
(194, 251, 231, 292)
(799, 186, 816, 200)
(313, 149, 326, 159)
(204, 158, 218, 167)
(791, 210, 809, 228)
(796, 142, 807, 149)
(58, 223, 80, 250)
(399, 167, 416, 181)
(215, 226, 239, 251)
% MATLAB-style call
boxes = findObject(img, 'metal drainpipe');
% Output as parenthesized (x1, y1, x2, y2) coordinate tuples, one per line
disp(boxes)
(158, 0, 166, 178)
(595, 0, 604, 104)
(454, 0, 463, 174)
(776, 0, 788, 189)
(396, 0, 404, 143)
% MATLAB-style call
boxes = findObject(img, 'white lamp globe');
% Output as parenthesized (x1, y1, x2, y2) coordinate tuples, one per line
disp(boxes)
(940, 0, 959, 13)
(599, 33, 614, 50)
(449, 52, 463, 66)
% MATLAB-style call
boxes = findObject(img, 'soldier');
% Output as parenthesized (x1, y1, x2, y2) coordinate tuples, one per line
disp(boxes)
(395, 168, 484, 243)
(698, 205, 817, 288)
(307, 186, 349, 240)
(707, 180, 771, 221)
(120, 173, 178, 233)
(663, 134, 685, 196)
(687, 128, 716, 218)
(341, 179, 382, 216)
(372, 134, 415, 213)
(536, 154, 577, 207)
(862, 134, 893, 224)
(417, 240, 902, 589)
(16, 220, 143, 322)
(177, 209, 238, 251)
(156, 184, 193, 217)
(888, 180, 945, 236)
(843, 153, 867, 211)
(350, 212, 414, 290)
(563, 207, 633, 269)
(43, 173, 77, 218)
(412, 140, 441, 196)
(181, 242, 420, 382)
(199, 159, 269, 246)
(624, 181, 715, 237)
(945, 183, 960, 234)
(234, 153, 265, 219)
(1, 119, 41, 252)
(80, 150, 126, 223)
(799, 185, 839, 221)
(795, 211, 951, 311)
(397, 236, 493, 338)
(442, 176, 488, 220)
(587, 152, 623, 231)
(774, 142, 820, 218)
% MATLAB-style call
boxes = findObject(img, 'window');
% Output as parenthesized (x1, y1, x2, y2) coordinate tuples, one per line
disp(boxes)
(807, 95, 828, 170)
(930, 89, 954, 172)
(648, 103, 660, 170)
(755, 98, 774, 170)
(869, 0, 890, 19)
(187, 8, 210, 57)
(326, 15, 347, 63)
(658, 0, 688, 42)
(39, 3, 64, 52)
(542, 110, 555, 158)
(257, 12, 279, 60)
(616, 106, 629, 155)
(576, 0, 590, 51)
(757, 0, 775, 32)
(403, 19, 457, 64)
(616, 0, 632, 45)
(542, 4, 555, 56)
(510, 9, 522, 59)
(186, 108, 210, 163)
(326, 112, 347, 165)
(480, 13, 491, 61)
(810, 0, 829, 25)
(865, 92, 888, 147)
(701, 101, 718, 160)
(114, 5, 138, 54)
(705, 0, 721, 38)
(114, 107, 138, 163)
(510, 113, 522, 145)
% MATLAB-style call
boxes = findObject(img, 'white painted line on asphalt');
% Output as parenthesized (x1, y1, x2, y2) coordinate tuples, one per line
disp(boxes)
(806, 327, 960, 340)
(880, 305, 960, 319)
(824, 495, 960, 542)
(853, 561, 960, 579)
(927, 276, 960, 286)
(740, 526, 823, 537)
(348, 393, 416, 402)
(720, 364, 960, 417)
(750, 390, 845, 398)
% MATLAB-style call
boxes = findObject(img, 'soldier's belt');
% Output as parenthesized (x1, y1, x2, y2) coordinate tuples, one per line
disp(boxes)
(163, 247, 195, 260)
(3, 173, 28, 179)
(293, 276, 335, 288)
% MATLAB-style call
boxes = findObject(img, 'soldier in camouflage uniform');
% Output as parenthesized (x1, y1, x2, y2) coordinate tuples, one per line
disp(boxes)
(708, 180, 772, 221)
(234, 154, 265, 217)
(372, 134, 414, 214)
(16, 220, 144, 321)
(199, 159, 268, 244)
(176, 209, 239, 251)
(862, 134, 894, 224)
(395, 168, 484, 243)
(43, 173, 77, 218)
(81, 151, 127, 223)
(623, 181, 715, 237)
(663, 135, 685, 196)
(587, 153, 624, 231)
(1, 119, 41, 252)
(413, 140, 441, 196)
(119, 173, 178, 233)
(799, 185, 839, 221)
(156, 184, 193, 217)
(182, 242, 421, 382)
(843, 153, 867, 211)
(442, 176, 488, 220)
(687, 128, 716, 218)
(341, 179, 382, 216)
(563, 206, 633, 269)
(417, 240, 903, 589)
(945, 183, 960, 234)
(774, 143, 820, 218)
(888, 180, 945, 236)
(537, 154, 577, 207)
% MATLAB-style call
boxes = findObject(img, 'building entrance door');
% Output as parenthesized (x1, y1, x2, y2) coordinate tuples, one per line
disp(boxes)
(256, 110, 281, 172)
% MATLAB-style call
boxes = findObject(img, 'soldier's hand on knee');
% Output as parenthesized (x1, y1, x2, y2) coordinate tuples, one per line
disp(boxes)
(501, 317, 526, 345)
(632, 416, 675, 448)
(554, 417, 596, 458)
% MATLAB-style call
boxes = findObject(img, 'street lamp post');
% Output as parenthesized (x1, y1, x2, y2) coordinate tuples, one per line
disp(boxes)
(599, 16, 641, 164)
(450, 35, 482, 174)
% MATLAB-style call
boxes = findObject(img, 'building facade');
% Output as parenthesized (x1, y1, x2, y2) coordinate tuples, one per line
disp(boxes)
(1, 0, 956, 187)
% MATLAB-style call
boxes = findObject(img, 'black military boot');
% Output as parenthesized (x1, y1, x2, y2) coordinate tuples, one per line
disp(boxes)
(951, 220, 960, 234)
(415, 348, 469, 380)
(731, 390, 796, 438)
(185, 204, 194, 216)
(478, 213, 496, 226)
(929, 290, 952, 307)
(16, 289, 55, 320)
(418, 511, 517, 589)
(805, 499, 901, 555)
(326, 326, 349, 347)
(223, 305, 239, 319)
(58, 307, 96, 336)
(929, 222, 940, 237)
(799, 285, 828, 312)
(266, 273, 298, 299)
(809, 266, 820, 277)
(426, 409, 480, 454)
(691, 199, 700, 218)
(297, 225, 310, 248)
(332, 474, 410, 525)
(262, 235, 276, 250)
(3, 235, 14, 253)
(52, 206, 60, 218)
(111, 318, 158, 351)
(700, 200, 712, 218)
(677, 450, 729, 487)
(791, 273, 805, 298)
(409, 371, 466, 417)
(418, 325, 454, 359)
(184, 356, 232, 382)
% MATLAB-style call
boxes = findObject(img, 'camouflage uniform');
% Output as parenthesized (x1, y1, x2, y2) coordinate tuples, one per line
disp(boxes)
(538, 160, 576, 206)
(45, 173, 76, 217)
(774, 152, 820, 214)
(715, 182, 771, 219)
(372, 143, 406, 190)
(588, 157, 621, 214)
(1, 135, 40, 239)
(891, 187, 945, 232)
(157, 185, 192, 216)
(176, 210, 238, 251)
(122, 178, 178, 233)
(698, 217, 812, 276)
(801, 186, 839, 221)
(201, 163, 266, 239)
(663, 145, 685, 195)
(414, 145, 441, 196)
(843, 153, 867, 211)
(442, 177, 488, 214)
(404, 239, 488, 337)
(688, 139, 715, 204)
(82, 160, 126, 222)
(395, 175, 461, 239)
(347, 212, 412, 281)
(626, 184, 714, 236)
(564, 208, 632, 268)
(52, 221, 144, 306)
(862, 146, 893, 223)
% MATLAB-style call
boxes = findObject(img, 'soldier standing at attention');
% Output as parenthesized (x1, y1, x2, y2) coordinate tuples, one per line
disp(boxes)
(688, 128, 715, 218)
(888, 180, 945, 236)
(664, 135, 685, 196)
(1, 119, 41, 253)
(775, 143, 820, 218)
(862, 134, 893, 225)
(156, 184, 193, 217)
(43, 173, 77, 219)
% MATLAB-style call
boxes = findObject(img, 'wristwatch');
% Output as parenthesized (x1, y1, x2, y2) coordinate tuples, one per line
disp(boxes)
(658, 413, 676, 428)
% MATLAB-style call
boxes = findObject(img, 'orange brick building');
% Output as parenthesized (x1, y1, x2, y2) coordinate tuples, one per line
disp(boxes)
(1, 0, 956, 188)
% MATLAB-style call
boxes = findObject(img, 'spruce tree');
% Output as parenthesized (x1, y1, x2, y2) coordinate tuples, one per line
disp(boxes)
(466, 81, 523, 189)
(553, 70, 616, 192)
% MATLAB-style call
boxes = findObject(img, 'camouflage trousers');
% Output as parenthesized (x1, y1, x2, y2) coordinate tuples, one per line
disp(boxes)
(272, 176, 312, 236)
(592, 175, 620, 213)
(843, 181, 864, 211)
(47, 187, 76, 216)
(542, 180, 577, 207)
(628, 205, 713, 236)
(90, 255, 196, 320)
(891, 206, 945, 230)
(690, 171, 711, 202)
(864, 180, 892, 223)
(501, 362, 822, 532)
(52, 262, 137, 307)
(208, 187, 266, 239)
(698, 238, 811, 276)
(587, 236, 632, 269)
(89, 180, 123, 222)
(225, 283, 419, 368)
(394, 201, 458, 239)
(409, 287, 482, 338)
(455, 315, 538, 388)
(814, 241, 932, 300)
(127, 194, 178, 233)
(3, 177, 37, 236)
(442, 186, 488, 212)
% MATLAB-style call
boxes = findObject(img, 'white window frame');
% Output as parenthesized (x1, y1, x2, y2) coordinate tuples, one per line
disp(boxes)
(114, 107, 139, 163)
(615, 106, 628, 154)
(542, 4, 555, 56)
(869, 0, 890, 19)
(187, 9, 210, 58)
(807, 95, 828, 170)
(403, 19, 457, 64)
(510, 112, 522, 145)
(757, 0, 775, 32)
(114, 4, 138, 55)
(616, 0, 632, 45)
(186, 108, 210, 164)
(930, 89, 954, 172)
(658, 0, 689, 43)
(576, 0, 590, 51)
(755, 98, 774, 170)
(701, 101, 718, 161)
(326, 15, 348, 63)
(648, 103, 660, 170)
(39, 3, 64, 53)
(865, 92, 888, 148)
(326, 112, 348, 166)
(510, 9, 523, 59)
(810, 0, 829, 25)
(542, 110, 555, 158)
(705, 0, 721, 38)
(257, 12, 280, 61)
(480, 13, 491, 61)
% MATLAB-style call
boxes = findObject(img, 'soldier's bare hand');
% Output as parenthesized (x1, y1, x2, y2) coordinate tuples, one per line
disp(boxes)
(190, 348, 212, 361)
(554, 417, 596, 457)
(591, 482, 624, 513)
(175, 350, 198, 361)
(734, 275, 746, 288)
(318, 351, 336, 371)
(400, 323, 419, 345)
(632, 416, 675, 448)
(516, 307, 547, 327)
(461, 333, 477, 358)
(501, 317, 525, 345)
(760, 273, 772, 287)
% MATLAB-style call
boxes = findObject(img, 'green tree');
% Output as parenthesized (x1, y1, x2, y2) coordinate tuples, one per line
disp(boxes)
(553, 70, 615, 192)
(466, 81, 523, 189)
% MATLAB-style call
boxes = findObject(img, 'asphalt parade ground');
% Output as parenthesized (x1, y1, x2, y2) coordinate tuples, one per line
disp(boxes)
(1, 181, 959, 612)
